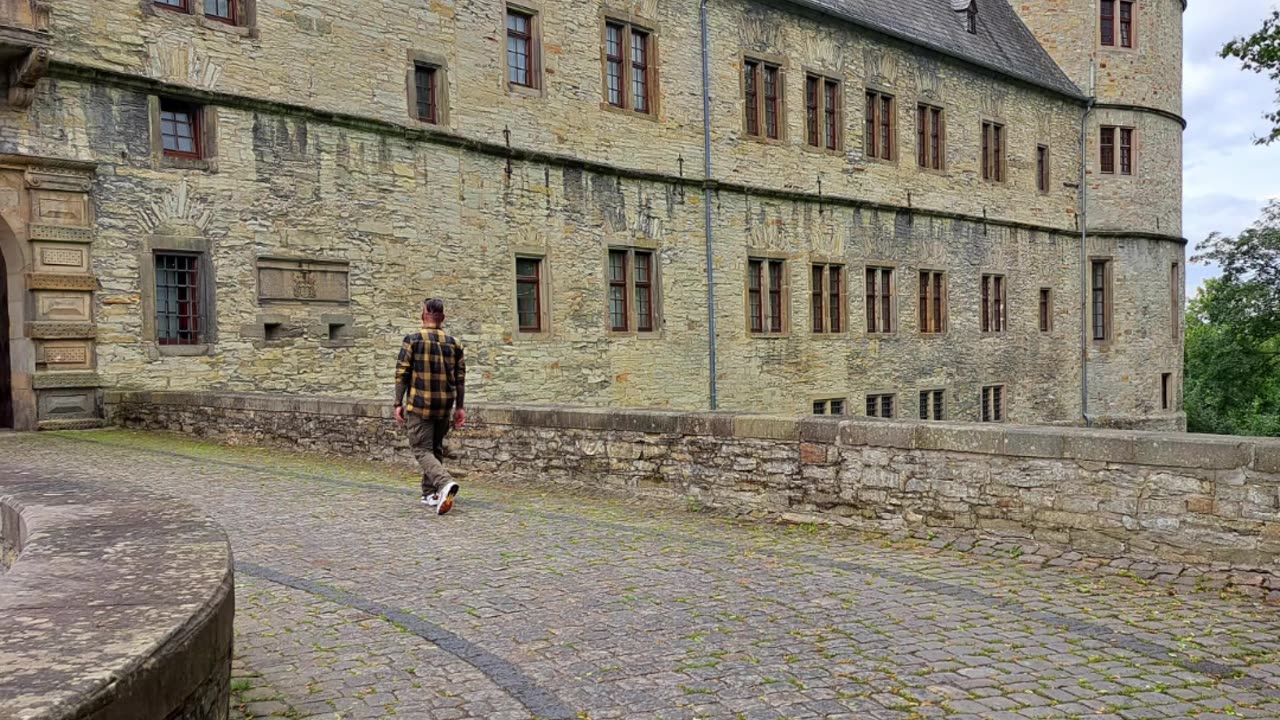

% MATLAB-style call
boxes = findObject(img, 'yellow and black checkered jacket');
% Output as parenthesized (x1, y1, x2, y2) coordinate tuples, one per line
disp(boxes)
(395, 327, 466, 419)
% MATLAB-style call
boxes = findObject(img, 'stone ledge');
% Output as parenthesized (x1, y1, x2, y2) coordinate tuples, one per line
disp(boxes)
(0, 471, 233, 720)
(103, 391, 1279, 473)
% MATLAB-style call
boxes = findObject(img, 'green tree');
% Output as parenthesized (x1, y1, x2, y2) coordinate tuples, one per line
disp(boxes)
(1186, 200, 1280, 436)
(1221, 9, 1280, 145)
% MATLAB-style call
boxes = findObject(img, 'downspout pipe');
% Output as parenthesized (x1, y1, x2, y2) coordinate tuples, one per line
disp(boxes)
(1080, 95, 1095, 428)
(700, 0, 718, 410)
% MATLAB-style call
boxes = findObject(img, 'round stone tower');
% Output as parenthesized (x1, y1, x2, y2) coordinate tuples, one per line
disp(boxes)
(1011, 0, 1187, 429)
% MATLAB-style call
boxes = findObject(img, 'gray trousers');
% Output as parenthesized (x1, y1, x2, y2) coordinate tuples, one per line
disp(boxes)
(405, 413, 452, 495)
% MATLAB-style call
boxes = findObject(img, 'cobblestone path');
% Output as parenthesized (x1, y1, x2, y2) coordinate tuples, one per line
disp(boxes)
(4, 430, 1280, 720)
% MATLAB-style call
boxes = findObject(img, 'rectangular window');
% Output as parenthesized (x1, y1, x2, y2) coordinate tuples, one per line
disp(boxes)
(1091, 259, 1112, 342)
(1039, 287, 1053, 332)
(160, 99, 202, 158)
(811, 264, 844, 333)
(813, 399, 847, 416)
(506, 9, 536, 89)
(155, 253, 202, 345)
(865, 394, 895, 419)
(865, 266, 894, 334)
(1037, 144, 1050, 193)
(1119, 128, 1133, 175)
(1161, 373, 1172, 411)
(1101, 0, 1115, 46)
(414, 64, 438, 124)
(919, 389, 945, 421)
(864, 90, 894, 160)
(1119, 1, 1134, 48)
(981, 121, 1004, 182)
(743, 59, 781, 139)
(1170, 262, 1180, 339)
(607, 249, 657, 332)
(203, 0, 235, 23)
(155, 0, 188, 10)
(608, 250, 628, 331)
(748, 258, 786, 335)
(917, 270, 946, 334)
(516, 257, 543, 333)
(916, 104, 944, 170)
(981, 274, 1007, 333)
(981, 385, 1005, 423)
(805, 74, 841, 150)
(605, 21, 652, 114)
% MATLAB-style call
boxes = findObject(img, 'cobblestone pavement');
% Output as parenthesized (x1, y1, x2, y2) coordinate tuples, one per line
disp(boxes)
(5, 430, 1280, 720)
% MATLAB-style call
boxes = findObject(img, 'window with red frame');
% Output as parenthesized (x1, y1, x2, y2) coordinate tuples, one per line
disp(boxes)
(160, 100, 202, 158)
(155, 0, 188, 11)
(204, 0, 235, 24)
(1101, 0, 1135, 48)
(604, 21, 652, 114)
(155, 253, 202, 345)
(744, 59, 782, 140)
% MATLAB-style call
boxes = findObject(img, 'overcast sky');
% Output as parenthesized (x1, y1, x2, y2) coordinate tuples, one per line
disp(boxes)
(1183, 1, 1279, 292)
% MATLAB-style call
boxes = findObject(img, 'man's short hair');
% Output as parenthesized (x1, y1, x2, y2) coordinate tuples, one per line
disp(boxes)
(423, 298, 445, 315)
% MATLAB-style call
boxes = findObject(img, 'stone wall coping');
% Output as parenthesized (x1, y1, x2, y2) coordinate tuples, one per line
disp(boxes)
(104, 391, 1280, 472)
(0, 469, 234, 720)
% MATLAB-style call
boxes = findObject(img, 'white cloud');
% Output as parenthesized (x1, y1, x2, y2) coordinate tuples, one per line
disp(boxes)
(1183, 1, 1280, 291)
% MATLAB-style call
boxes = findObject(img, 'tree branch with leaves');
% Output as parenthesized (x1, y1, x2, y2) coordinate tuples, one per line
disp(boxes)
(1221, 9, 1280, 145)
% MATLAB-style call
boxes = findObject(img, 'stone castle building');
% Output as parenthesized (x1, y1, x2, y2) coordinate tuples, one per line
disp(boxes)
(0, 0, 1184, 431)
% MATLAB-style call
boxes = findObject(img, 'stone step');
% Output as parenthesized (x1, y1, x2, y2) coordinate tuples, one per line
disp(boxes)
(36, 419, 106, 431)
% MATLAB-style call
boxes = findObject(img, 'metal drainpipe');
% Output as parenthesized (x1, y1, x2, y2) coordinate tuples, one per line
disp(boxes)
(700, 0, 718, 410)
(1079, 96, 1095, 428)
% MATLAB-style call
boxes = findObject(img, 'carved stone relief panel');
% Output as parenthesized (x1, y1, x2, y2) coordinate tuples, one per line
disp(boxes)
(257, 257, 350, 304)
(35, 340, 93, 371)
(33, 291, 92, 322)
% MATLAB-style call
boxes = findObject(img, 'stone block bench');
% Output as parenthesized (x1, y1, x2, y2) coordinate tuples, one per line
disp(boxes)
(0, 468, 233, 720)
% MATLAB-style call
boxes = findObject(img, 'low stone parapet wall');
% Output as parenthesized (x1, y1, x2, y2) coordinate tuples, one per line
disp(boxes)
(0, 460, 234, 719)
(106, 390, 1280, 585)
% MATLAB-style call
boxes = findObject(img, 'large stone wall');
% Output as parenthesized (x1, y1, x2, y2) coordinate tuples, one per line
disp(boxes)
(107, 391, 1280, 582)
(0, 458, 234, 720)
(0, 0, 1186, 428)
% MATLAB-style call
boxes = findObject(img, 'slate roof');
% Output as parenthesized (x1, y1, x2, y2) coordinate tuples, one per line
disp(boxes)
(784, 0, 1085, 100)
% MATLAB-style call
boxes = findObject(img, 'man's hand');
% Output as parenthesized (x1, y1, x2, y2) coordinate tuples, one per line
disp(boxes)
(394, 405, 405, 426)
(453, 407, 467, 430)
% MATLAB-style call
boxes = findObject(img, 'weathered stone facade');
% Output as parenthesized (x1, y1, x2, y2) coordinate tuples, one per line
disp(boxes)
(0, 0, 1184, 429)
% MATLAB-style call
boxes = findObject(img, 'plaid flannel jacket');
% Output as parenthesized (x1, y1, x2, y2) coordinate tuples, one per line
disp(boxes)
(395, 328, 466, 419)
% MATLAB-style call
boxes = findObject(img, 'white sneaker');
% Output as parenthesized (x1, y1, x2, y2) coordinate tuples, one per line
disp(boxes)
(436, 482, 459, 516)
(421, 493, 439, 507)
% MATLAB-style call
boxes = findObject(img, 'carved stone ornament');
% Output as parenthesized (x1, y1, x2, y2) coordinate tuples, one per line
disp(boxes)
(8, 47, 49, 109)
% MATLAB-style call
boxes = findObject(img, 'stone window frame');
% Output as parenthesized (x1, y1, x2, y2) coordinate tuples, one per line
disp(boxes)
(809, 259, 846, 335)
(600, 10, 661, 121)
(604, 242, 662, 337)
(1100, 0, 1136, 50)
(918, 388, 946, 421)
(980, 117, 1007, 183)
(864, 263, 897, 335)
(865, 392, 896, 419)
(801, 68, 843, 155)
(140, 235, 218, 357)
(142, 0, 258, 36)
(916, 267, 948, 336)
(1090, 256, 1114, 346)
(740, 52, 788, 143)
(745, 252, 790, 337)
(811, 397, 847, 416)
(915, 103, 946, 172)
(504, 1, 545, 96)
(863, 86, 897, 163)
(407, 51, 450, 127)
(1099, 125, 1137, 177)
(1039, 286, 1054, 333)
(512, 251, 552, 339)
(149, 96, 218, 172)
(979, 272, 1007, 335)
(1036, 143, 1051, 194)
(981, 384, 1007, 423)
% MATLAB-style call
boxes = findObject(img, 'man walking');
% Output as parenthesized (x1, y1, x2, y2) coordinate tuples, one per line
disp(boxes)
(394, 298, 467, 515)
